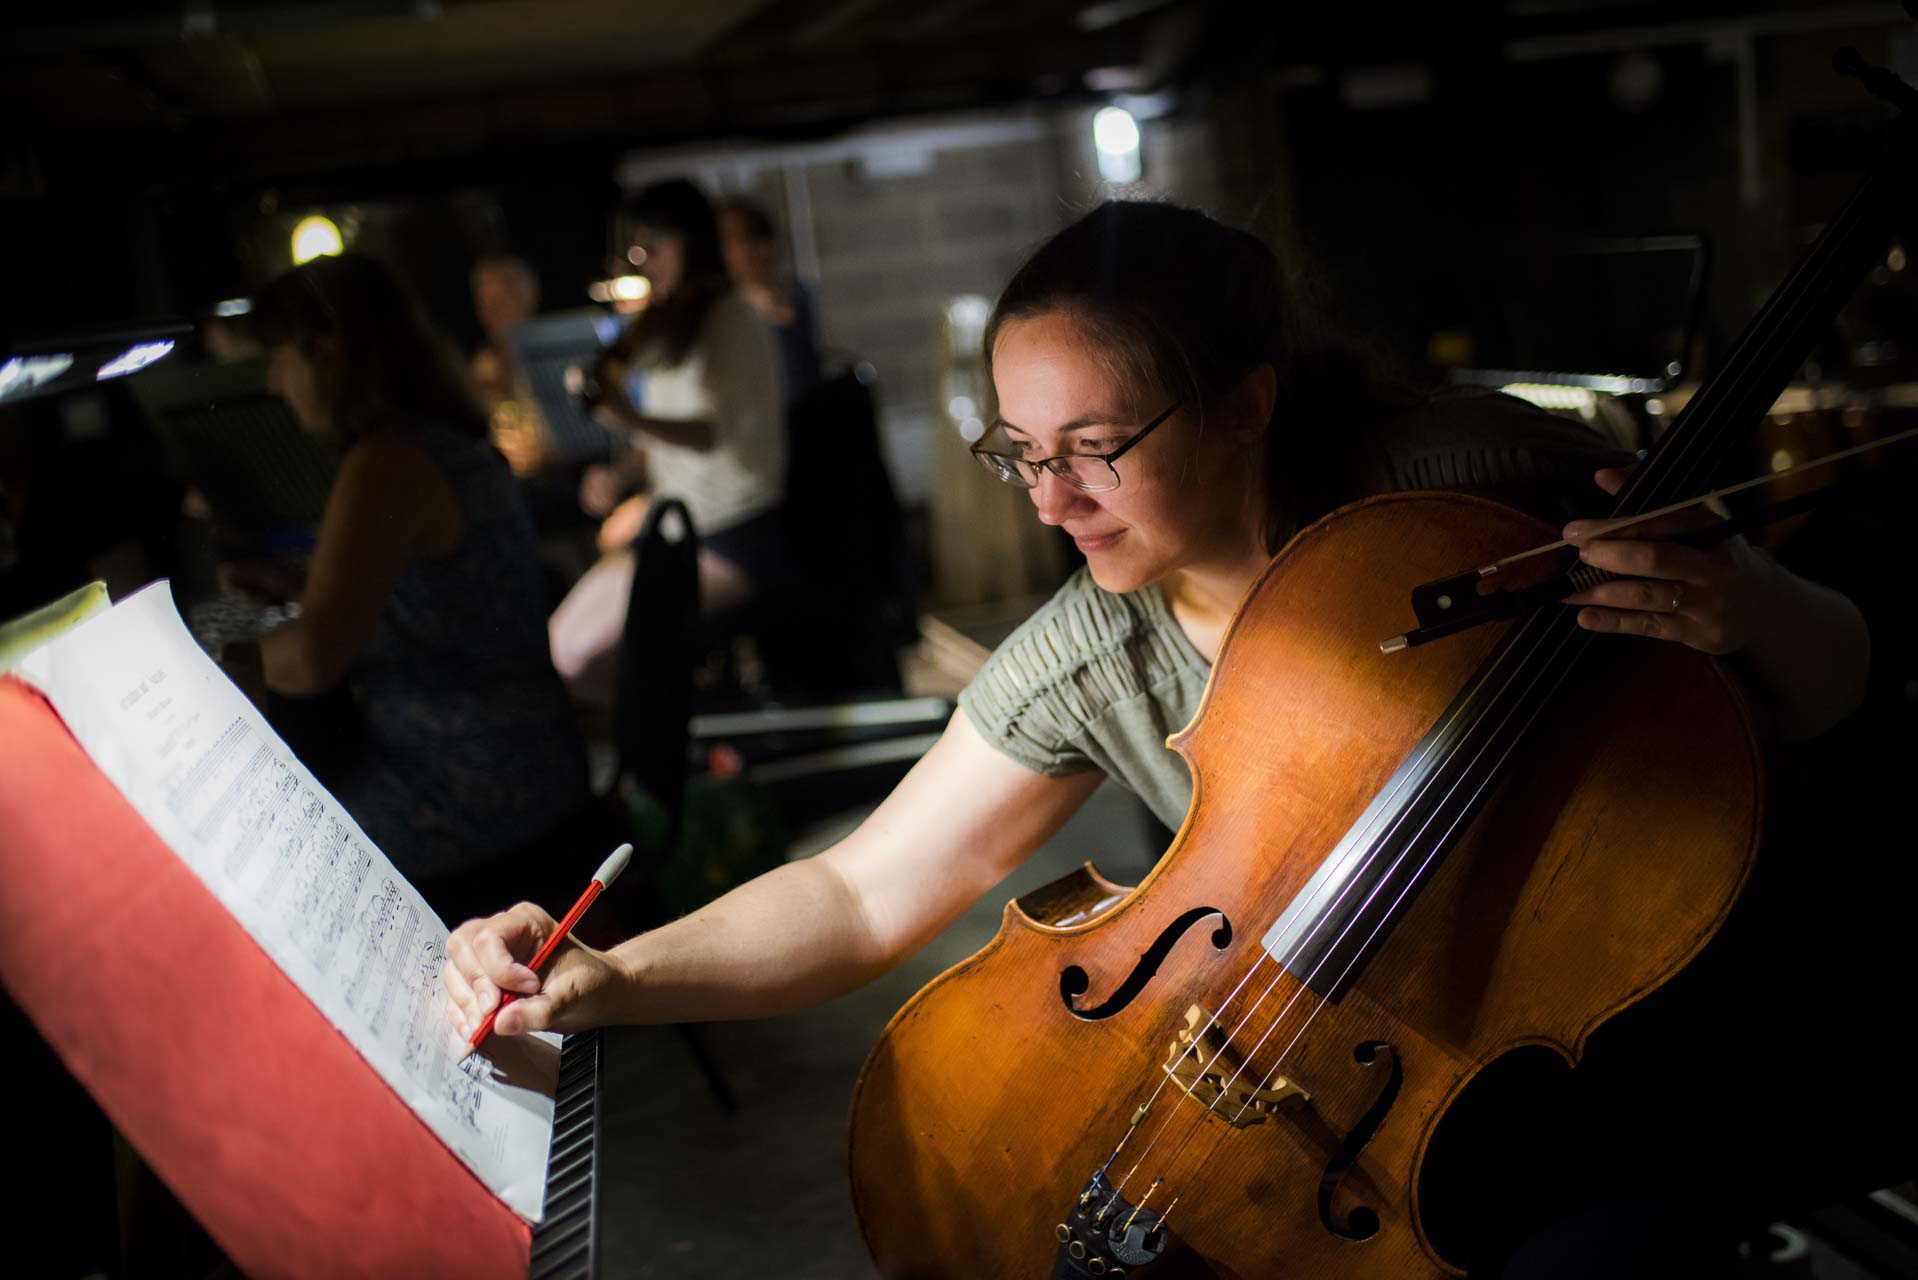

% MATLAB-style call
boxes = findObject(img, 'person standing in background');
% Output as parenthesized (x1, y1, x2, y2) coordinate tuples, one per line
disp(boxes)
(717, 196, 823, 405)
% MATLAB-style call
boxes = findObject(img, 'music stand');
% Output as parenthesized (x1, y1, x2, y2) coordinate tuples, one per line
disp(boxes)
(0, 589, 607, 1279)
(1445, 236, 1712, 448)
(506, 309, 625, 459)
(127, 355, 337, 537)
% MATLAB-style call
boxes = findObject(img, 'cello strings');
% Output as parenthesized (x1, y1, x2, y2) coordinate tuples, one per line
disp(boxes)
(1088, 599, 1537, 1172)
(1090, 424, 1677, 1197)
(1210, 100, 1898, 1113)
(1082, 511, 1571, 1186)
(1098, 369, 1752, 1211)
(1094, 592, 1559, 1202)
(1154, 335, 1797, 1207)
(1138, 156, 1887, 1213)
(1122, 607, 1590, 1213)
(1082, 123, 1891, 1228)
(1219, 622, 1594, 1121)
(1098, 202, 1828, 1204)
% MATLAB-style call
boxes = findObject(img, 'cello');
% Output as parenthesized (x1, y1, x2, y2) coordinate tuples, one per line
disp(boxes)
(847, 49, 1916, 1279)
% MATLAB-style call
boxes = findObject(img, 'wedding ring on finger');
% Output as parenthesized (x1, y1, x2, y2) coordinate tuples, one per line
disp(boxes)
(1669, 581, 1684, 613)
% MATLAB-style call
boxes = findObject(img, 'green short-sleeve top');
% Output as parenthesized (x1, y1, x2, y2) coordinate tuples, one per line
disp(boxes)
(955, 391, 1634, 829)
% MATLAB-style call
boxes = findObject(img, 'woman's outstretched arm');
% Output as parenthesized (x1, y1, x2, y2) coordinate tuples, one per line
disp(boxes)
(443, 710, 1104, 1040)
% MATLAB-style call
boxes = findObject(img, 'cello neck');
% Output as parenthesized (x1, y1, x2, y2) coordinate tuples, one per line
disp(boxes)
(1618, 103, 1917, 518)
(1264, 81, 1916, 995)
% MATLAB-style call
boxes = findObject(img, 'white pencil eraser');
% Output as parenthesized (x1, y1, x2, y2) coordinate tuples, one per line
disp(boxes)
(594, 842, 634, 888)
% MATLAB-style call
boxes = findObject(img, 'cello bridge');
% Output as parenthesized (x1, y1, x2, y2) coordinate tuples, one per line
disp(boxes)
(1163, 1004, 1309, 1128)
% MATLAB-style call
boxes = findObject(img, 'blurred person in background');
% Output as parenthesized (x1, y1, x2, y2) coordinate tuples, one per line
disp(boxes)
(548, 178, 785, 706)
(717, 195, 822, 406)
(227, 252, 590, 896)
(468, 251, 609, 599)
(468, 253, 546, 475)
(201, 311, 263, 364)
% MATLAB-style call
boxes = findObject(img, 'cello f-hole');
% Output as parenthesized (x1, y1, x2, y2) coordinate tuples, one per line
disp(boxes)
(1059, 907, 1233, 1022)
(1317, 1040, 1403, 1242)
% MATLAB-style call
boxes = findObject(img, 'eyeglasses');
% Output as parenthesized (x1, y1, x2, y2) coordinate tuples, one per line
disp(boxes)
(970, 401, 1181, 493)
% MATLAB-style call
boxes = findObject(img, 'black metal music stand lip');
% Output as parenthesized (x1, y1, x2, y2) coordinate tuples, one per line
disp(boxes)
(528, 1028, 606, 1280)
(506, 308, 625, 462)
(126, 354, 339, 535)
(1440, 232, 1714, 404)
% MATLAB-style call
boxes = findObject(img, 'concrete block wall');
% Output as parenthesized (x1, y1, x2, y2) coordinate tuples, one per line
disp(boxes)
(797, 133, 1065, 509)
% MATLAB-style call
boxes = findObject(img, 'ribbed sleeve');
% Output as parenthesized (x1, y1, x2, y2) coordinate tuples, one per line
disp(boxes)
(956, 569, 1213, 829)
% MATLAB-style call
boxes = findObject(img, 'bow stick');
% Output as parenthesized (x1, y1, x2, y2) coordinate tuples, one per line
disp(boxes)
(1380, 424, 1917, 653)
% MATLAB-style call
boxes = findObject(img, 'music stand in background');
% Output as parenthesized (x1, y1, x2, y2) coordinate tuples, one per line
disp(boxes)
(1445, 235, 1712, 450)
(507, 308, 625, 459)
(127, 355, 336, 541)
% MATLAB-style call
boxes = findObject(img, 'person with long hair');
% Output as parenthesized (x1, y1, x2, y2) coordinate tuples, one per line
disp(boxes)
(444, 202, 1874, 1271)
(238, 252, 590, 890)
(547, 178, 787, 703)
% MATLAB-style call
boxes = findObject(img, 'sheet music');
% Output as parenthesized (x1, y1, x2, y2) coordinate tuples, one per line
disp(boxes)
(17, 582, 557, 1222)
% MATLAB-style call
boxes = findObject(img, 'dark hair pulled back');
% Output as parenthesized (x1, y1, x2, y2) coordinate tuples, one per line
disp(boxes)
(985, 200, 1418, 551)
(617, 178, 732, 369)
(251, 251, 487, 450)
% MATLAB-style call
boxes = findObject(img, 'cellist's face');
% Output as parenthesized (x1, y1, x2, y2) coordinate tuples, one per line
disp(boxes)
(990, 312, 1258, 595)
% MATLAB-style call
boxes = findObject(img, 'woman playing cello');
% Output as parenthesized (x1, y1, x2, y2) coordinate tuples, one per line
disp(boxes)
(443, 201, 1872, 1275)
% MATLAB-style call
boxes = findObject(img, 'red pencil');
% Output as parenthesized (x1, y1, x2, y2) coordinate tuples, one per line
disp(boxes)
(466, 842, 633, 1053)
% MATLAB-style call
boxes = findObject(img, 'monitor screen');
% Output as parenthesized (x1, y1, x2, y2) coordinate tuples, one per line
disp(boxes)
(1448, 236, 1708, 389)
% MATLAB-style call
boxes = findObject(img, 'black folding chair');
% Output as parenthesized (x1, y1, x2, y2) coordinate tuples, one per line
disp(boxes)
(612, 498, 699, 858)
(608, 496, 738, 1114)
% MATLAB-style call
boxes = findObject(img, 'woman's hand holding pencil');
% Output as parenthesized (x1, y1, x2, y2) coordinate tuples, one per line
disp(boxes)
(443, 843, 634, 1055)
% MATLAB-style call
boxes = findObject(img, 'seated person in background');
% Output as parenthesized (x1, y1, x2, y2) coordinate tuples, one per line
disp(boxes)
(717, 195, 823, 405)
(202, 311, 263, 364)
(469, 253, 549, 476)
(469, 252, 609, 598)
(234, 252, 591, 888)
(471, 254, 540, 398)
(548, 179, 785, 707)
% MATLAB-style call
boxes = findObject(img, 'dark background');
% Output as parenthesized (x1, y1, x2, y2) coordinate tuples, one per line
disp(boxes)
(3, 1, 1912, 366)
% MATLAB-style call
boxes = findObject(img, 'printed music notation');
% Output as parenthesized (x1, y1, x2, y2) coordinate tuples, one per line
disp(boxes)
(17, 582, 556, 1219)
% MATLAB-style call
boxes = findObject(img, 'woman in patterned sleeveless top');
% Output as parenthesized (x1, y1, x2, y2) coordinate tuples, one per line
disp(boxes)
(237, 253, 590, 889)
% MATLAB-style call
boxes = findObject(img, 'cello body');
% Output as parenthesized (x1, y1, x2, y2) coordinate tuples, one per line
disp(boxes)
(848, 490, 1760, 1278)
